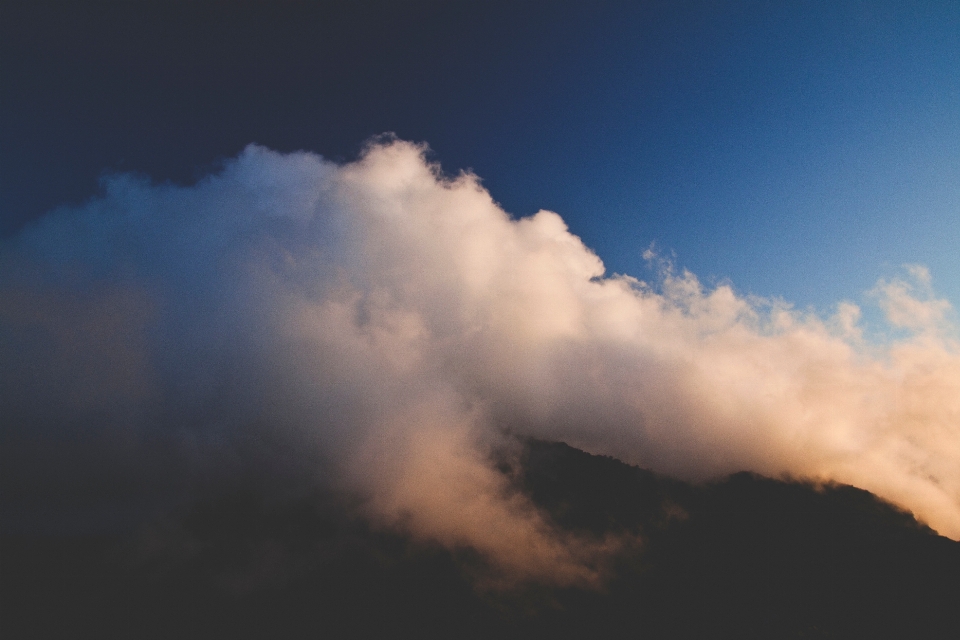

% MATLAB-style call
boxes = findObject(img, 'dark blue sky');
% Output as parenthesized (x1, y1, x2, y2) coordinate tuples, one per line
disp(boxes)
(3, 0, 959, 312)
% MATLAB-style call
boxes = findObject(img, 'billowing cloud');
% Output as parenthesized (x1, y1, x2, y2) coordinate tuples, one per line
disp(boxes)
(2, 139, 959, 583)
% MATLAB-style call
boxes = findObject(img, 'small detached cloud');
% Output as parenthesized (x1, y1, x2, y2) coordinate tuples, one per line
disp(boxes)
(871, 264, 953, 333)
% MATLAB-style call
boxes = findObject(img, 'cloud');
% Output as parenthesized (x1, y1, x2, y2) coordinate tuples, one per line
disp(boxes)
(871, 264, 953, 333)
(2, 139, 960, 582)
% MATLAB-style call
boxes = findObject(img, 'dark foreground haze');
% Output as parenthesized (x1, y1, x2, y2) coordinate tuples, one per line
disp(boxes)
(3, 439, 959, 639)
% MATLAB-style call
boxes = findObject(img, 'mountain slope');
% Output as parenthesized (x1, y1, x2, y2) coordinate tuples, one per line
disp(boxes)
(3, 439, 959, 639)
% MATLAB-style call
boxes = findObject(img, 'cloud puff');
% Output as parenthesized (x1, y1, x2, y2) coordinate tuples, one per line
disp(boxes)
(2, 139, 959, 582)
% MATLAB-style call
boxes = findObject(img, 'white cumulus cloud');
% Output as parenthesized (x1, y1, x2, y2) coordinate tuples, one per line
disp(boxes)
(2, 138, 959, 583)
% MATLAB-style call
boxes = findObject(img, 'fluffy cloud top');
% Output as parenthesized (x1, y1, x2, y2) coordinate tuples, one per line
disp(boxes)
(2, 139, 959, 582)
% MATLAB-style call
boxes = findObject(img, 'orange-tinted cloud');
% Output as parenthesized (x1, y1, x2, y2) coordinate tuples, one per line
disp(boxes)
(2, 139, 958, 584)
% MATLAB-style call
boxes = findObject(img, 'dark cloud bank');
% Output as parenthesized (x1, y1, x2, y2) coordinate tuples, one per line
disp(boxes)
(2, 141, 960, 637)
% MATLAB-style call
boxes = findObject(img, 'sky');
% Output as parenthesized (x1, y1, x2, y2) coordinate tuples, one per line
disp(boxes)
(2, 0, 960, 582)
(4, 0, 959, 312)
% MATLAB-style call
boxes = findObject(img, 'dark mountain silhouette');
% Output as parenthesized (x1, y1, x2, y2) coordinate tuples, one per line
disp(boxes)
(3, 439, 959, 639)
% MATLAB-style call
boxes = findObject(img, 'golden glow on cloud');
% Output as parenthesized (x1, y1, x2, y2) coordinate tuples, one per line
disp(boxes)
(2, 139, 959, 583)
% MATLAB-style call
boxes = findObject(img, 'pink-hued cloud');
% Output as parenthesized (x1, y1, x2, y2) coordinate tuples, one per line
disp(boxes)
(2, 139, 958, 583)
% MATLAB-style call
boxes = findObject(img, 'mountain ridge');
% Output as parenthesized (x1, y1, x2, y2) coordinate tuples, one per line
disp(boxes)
(3, 439, 959, 639)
